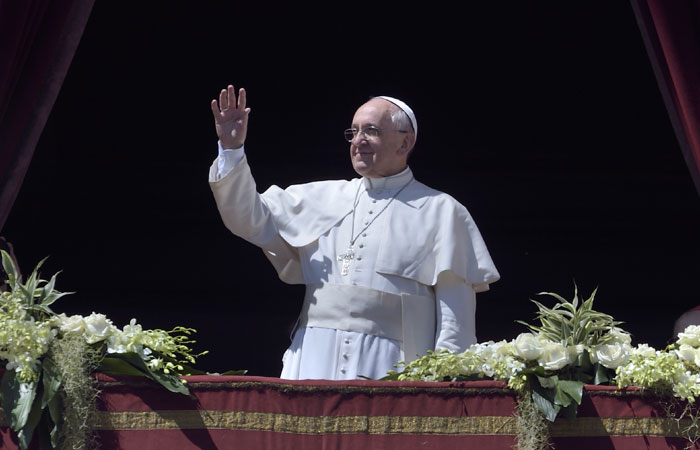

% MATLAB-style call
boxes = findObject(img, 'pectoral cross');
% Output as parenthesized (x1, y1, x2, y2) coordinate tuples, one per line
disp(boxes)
(337, 246, 355, 276)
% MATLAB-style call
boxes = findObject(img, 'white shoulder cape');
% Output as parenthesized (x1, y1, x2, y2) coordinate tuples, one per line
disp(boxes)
(260, 174, 500, 292)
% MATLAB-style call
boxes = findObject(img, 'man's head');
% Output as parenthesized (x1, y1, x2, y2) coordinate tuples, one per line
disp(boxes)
(347, 97, 417, 178)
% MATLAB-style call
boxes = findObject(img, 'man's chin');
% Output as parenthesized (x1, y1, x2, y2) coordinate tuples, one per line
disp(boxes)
(352, 162, 371, 177)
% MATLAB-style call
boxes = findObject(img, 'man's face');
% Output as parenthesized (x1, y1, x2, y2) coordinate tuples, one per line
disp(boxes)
(349, 99, 412, 178)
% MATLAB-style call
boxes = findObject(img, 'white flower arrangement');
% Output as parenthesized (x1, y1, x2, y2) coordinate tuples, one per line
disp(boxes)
(0, 250, 208, 450)
(388, 286, 700, 428)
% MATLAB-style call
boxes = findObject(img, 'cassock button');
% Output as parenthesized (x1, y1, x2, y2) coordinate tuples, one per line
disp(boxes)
(368, 210, 374, 214)
(340, 368, 347, 374)
(372, 199, 377, 204)
(362, 233, 367, 237)
(343, 353, 350, 359)
(357, 256, 362, 261)
(364, 221, 369, 225)
(344, 338, 351, 344)
(358, 244, 364, 248)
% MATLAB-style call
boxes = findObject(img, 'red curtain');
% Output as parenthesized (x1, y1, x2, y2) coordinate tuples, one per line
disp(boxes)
(631, 0, 700, 196)
(0, 0, 94, 231)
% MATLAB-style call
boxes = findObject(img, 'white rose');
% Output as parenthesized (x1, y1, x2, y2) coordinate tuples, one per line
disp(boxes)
(678, 325, 700, 347)
(537, 341, 570, 371)
(607, 327, 632, 345)
(674, 344, 700, 368)
(83, 312, 115, 344)
(513, 333, 544, 361)
(595, 343, 632, 369)
(57, 314, 86, 334)
(633, 344, 657, 358)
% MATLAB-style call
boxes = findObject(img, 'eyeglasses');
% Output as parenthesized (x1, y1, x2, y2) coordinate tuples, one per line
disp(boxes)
(343, 126, 408, 142)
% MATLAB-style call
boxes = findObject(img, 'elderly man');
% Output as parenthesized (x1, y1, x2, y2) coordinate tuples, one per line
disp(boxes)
(209, 86, 499, 380)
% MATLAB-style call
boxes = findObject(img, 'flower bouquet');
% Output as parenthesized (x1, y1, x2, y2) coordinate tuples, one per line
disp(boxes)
(0, 250, 208, 450)
(386, 285, 700, 448)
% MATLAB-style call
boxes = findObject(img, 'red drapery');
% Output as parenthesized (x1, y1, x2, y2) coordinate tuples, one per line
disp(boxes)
(631, 0, 700, 196)
(1, 375, 694, 450)
(0, 0, 94, 231)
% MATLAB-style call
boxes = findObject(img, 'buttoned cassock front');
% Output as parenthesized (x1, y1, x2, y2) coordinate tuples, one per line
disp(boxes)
(209, 146, 500, 380)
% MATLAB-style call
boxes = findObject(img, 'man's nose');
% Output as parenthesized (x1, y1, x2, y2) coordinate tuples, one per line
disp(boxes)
(352, 132, 368, 145)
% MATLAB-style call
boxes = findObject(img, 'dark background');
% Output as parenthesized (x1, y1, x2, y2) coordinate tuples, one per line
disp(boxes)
(3, 3, 700, 376)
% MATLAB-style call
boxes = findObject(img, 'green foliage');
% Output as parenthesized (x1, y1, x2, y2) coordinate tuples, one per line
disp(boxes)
(0, 250, 210, 449)
(516, 285, 623, 348)
(1, 251, 71, 320)
(387, 285, 664, 449)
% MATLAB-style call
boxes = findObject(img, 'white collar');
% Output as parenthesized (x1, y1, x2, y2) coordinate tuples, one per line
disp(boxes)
(362, 167, 413, 191)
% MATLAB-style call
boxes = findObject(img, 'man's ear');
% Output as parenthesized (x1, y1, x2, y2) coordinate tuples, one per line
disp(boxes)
(397, 134, 416, 156)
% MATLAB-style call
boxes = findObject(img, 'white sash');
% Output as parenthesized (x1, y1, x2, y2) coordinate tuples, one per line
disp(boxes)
(297, 283, 436, 362)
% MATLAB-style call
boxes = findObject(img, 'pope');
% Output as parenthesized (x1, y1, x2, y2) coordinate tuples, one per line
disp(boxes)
(208, 85, 500, 380)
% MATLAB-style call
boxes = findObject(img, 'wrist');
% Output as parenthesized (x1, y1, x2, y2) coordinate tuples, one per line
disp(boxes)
(219, 139, 244, 151)
(218, 140, 244, 153)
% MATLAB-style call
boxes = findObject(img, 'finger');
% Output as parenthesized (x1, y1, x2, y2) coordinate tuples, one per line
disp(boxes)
(227, 85, 236, 110)
(241, 107, 251, 128)
(219, 88, 228, 111)
(210, 99, 220, 117)
(238, 88, 247, 110)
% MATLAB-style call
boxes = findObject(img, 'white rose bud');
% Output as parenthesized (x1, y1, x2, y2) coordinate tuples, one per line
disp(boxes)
(514, 333, 544, 361)
(538, 341, 570, 371)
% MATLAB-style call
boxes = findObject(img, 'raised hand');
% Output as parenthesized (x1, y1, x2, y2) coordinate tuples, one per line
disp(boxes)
(211, 85, 250, 149)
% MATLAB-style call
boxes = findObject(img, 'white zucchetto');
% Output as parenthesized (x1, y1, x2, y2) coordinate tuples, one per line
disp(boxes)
(376, 96, 417, 138)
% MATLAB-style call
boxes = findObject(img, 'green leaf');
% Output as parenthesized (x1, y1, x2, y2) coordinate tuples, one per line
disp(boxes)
(19, 285, 33, 304)
(105, 353, 190, 395)
(536, 292, 569, 304)
(99, 356, 149, 377)
(1, 370, 37, 432)
(31, 304, 55, 317)
(594, 363, 611, 385)
(557, 380, 584, 406)
(47, 392, 64, 448)
(17, 384, 43, 450)
(554, 385, 573, 408)
(537, 375, 557, 389)
(143, 368, 190, 396)
(1, 250, 18, 288)
(41, 358, 61, 409)
(531, 386, 560, 422)
(40, 291, 72, 307)
(520, 365, 547, 377)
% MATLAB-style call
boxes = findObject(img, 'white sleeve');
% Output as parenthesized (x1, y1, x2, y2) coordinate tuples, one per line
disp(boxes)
(212, 141, 245, 181)
(209, 152, 298, 264)
(434, 271, 477, 352)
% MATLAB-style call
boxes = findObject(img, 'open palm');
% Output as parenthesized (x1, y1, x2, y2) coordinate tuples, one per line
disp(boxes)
(211, 85, 250, 149)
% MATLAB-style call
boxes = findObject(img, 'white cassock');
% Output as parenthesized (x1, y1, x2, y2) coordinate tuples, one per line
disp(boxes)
(209, 144, 500, 380)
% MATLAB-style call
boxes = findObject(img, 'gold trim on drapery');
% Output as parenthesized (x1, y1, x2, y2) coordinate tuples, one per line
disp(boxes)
(93, 410, 687, 437)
